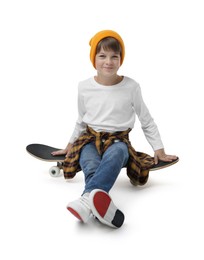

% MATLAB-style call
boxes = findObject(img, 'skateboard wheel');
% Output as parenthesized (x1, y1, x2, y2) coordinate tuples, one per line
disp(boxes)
(49, 166, 61, 177)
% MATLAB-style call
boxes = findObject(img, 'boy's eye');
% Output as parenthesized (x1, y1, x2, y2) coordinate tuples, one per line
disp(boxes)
(99, 55, 106, 58)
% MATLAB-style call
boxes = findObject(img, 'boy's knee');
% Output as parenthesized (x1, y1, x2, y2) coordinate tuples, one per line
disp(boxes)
(81, 159, 100, 174)
(108, 142, 129, 161)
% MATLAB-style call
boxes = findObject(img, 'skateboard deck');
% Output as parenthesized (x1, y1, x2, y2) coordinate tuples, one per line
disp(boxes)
(26, 143, 179, 177)
(150, 157, 179, 171)
(26, 143, 65, 162)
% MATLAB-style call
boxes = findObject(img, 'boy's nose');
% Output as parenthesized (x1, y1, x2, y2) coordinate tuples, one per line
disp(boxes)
(105, 57, 111, 64)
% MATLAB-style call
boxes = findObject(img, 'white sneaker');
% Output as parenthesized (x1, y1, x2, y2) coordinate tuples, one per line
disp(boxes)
(67, 193, 91, 223)
(89, 189, 125, 228)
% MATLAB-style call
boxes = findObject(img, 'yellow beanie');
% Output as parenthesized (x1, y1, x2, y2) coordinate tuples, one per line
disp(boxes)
(89, 30, 125, 68)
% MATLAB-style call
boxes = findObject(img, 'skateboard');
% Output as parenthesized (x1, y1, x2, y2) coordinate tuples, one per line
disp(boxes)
(150, 157, 179, 171)
(26, 143, 66, 177)
(26, 143, 179, 177)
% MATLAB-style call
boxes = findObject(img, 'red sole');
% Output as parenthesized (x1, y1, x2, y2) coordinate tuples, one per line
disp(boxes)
(67, 207, 83, 221)
(93, 191, 111, 217)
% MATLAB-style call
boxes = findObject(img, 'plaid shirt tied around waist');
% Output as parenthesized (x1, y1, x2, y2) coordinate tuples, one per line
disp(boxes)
(63, 126, 155, 186)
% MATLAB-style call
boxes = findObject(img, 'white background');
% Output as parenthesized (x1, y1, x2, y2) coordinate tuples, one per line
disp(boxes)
(1, 0, 204, 259)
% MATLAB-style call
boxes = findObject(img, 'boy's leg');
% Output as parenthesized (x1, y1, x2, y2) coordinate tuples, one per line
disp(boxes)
(67, 142, 101, 222)
(79, 142, 102, 191)
(67, 141, 129, 225)
(86, 141, 129, 228)
(84, 141, 129, 193)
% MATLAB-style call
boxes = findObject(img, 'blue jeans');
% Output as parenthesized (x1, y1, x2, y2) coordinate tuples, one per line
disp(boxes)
(79, 141, 129, 194)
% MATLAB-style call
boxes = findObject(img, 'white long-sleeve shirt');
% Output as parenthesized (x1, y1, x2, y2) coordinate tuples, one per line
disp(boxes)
(69, 76, 164, 151)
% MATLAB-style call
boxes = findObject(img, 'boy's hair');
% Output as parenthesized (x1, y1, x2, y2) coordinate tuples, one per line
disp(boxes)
(96, 37, 122, 57)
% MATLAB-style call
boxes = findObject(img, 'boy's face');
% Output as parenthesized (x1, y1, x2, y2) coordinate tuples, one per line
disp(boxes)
(95, 48, 121, 77)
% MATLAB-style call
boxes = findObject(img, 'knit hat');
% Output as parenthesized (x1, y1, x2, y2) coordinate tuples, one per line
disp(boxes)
(89, 30, 125, 68)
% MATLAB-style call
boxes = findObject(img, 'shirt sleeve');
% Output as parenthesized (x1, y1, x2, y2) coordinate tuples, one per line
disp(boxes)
(133, 85, 164, 151)
(68, 84, 87, 144)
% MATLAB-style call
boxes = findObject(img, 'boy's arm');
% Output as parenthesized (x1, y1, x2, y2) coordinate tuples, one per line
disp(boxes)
(52, 83, 86, 157)
(133, 85, 164, 151)
(133, 85, 178, 162)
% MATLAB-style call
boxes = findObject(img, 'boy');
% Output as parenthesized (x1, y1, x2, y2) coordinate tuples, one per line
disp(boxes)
(52, 30, 178, 228)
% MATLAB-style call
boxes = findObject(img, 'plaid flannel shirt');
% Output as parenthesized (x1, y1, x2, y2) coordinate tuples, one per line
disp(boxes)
(63, 126, 155, 186)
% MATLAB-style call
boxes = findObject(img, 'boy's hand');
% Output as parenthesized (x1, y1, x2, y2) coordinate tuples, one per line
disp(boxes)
(51, 143, 73, 158)
(154, 148, 178, 165)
